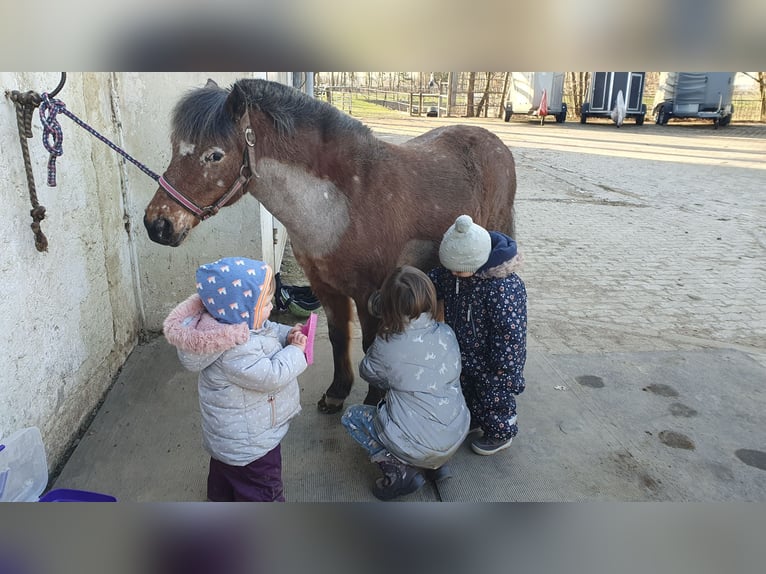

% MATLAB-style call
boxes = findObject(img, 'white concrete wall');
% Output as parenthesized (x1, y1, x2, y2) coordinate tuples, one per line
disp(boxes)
(0, 72, 289, 479)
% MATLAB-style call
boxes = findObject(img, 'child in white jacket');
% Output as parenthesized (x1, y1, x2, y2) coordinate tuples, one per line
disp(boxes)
(163, 257, 308, 501)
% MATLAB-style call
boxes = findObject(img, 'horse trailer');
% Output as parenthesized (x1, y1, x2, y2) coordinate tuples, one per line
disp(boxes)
(652, 72, 735, 128)
(580, 72, 647, 125)
(504, 72, 567, 124)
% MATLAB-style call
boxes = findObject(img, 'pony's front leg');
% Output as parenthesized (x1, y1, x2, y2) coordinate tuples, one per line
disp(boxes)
(317, 291, 354, 414)
(357, 300, 384, 407)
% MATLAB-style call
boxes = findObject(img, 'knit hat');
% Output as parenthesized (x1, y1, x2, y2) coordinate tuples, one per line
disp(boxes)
(438, 215, 492, 273)
(195, 257, 273, 329)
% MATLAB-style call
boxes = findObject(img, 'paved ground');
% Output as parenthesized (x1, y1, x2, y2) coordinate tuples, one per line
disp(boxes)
(364, 116, 766, 366)
(51, 117, 766, 501)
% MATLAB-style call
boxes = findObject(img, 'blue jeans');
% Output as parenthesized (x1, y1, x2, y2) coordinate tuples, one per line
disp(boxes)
(341, 405, 389, 460)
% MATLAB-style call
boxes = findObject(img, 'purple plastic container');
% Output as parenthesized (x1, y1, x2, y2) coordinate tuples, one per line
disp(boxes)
(39, 488, 117, 502)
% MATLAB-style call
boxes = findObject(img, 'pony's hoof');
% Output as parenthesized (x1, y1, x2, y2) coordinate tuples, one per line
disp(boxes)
(317, 394, 344, 414)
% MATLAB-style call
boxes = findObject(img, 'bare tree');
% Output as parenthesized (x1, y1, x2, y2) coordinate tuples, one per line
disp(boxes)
(568, 72, 590, 116)
(498, 72, 510, 118)
(740, 72, 766, 121)
(327, 72, 335, 105)
(475, 72, 494, 117)
(466, 72, 476, 117)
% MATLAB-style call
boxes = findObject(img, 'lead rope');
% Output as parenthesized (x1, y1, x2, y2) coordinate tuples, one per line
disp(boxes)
(6, 87, 163, 253)
(38, 93, 161, 186)
(7, 90, 48, 252)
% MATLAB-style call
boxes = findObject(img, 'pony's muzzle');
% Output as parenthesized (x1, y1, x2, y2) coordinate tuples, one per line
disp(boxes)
(144, 215, 184, 246)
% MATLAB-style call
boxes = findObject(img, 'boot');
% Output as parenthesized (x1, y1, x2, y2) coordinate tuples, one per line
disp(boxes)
(425, 464, 452, 482)
(373, 456, 426, 501)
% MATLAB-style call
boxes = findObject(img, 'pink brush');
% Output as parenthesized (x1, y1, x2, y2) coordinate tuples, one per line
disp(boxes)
(301, 313, 318, 365)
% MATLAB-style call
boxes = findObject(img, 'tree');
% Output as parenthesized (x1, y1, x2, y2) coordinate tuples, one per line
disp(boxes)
(498, 72, 510, 118)
(466, 72, 476, 117)
(740, 72, 765, 122)
(568, 72, 590, 116)
(475, 72, 494, 117)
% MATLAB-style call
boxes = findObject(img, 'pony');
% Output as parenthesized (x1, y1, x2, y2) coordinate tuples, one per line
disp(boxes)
(144, 78, 517, 414)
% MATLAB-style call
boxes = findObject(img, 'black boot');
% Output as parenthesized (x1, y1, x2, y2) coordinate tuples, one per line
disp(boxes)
(373, 457, 426, 501)
(425, 464, 453, 482)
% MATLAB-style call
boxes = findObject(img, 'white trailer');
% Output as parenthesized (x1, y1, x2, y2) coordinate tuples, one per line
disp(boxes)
(504, 72, 567, 124)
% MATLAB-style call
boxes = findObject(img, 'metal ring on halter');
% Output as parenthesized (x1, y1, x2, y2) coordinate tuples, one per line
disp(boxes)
(244, 127, 259, 178)
(245, 127, 256, 147)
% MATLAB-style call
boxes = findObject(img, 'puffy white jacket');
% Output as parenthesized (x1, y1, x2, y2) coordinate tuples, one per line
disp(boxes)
(164, 294, 306, 466)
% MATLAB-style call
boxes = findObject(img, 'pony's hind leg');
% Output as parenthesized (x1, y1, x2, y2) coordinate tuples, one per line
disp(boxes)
(316, 291, 354, 414)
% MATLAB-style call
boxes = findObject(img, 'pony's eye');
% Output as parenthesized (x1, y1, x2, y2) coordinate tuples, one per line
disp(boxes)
(205, 151, 224, 163)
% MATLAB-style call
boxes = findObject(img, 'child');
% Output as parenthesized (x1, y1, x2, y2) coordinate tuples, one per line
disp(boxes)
(428, 215, 527, 456)
(163, 257, 308, 501)
(341, 266, 470, 500)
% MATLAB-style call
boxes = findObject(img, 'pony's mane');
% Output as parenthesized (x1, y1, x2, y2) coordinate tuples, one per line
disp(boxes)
(171, 79, 371, 147)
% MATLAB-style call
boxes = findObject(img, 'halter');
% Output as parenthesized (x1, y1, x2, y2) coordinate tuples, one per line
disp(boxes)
(158, 121, 259, 221)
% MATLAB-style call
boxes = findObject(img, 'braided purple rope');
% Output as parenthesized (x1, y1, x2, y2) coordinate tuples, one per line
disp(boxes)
(38, 94, 64, 186)
(39, 93, 160, 186)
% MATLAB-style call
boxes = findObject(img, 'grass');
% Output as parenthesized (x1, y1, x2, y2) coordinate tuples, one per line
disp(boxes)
(323, 91, 407, 119)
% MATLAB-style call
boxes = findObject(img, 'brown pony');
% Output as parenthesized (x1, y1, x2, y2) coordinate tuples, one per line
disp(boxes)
(144, 78, 516, 414)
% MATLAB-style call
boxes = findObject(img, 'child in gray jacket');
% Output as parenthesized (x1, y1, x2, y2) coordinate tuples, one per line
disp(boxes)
(163, 257, 308, 501)
(341, 266, 470, 500)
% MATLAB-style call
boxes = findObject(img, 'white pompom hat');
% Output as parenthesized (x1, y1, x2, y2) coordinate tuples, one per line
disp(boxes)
(438, 214, 492, 273)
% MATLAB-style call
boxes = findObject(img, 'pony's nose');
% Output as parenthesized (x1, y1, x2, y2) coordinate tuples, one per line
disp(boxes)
(144, 216, 176, 245)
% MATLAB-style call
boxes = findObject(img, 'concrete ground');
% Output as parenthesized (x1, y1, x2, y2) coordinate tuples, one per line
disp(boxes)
(52, 118, 766, 501)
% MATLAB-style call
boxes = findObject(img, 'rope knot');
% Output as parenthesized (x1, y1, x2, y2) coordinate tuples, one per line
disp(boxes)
(39, 93, 65, 187)
(30, 205, 46, 221)
(29, 207, 48, 252)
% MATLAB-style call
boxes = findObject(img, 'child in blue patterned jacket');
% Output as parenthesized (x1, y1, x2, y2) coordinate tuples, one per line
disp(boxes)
(429, 215, 527, 456)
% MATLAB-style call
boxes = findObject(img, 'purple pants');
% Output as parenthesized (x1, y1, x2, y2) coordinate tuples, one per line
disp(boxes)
(207, 444, 285, 502)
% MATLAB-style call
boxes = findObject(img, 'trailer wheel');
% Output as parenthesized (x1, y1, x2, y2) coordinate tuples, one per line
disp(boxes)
(655, 104, 669, 125)
(719, 107, 733, 127)
(636, 104, 646, 126)
(556, 103, 567, 123)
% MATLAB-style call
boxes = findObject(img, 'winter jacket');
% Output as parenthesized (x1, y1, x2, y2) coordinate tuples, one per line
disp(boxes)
(360, 313, 470, 469)
(163, 294, 306, 466)
(428, 233, 527, 396)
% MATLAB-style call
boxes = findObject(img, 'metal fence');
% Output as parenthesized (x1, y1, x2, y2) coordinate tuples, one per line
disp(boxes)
(320, 85, 764, 123)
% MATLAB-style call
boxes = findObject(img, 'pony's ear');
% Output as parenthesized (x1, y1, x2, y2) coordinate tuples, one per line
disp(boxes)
(205, 78, 219, 88)
(225, 82, 247, 120)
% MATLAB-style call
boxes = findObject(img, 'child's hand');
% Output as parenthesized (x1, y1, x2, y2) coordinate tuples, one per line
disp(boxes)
(287, 323, 304, 344)
(291, 332, 307, 352)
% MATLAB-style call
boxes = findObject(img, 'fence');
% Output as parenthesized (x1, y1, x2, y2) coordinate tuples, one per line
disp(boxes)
(319, 85, 764, 123)
(559, 97, 763, 123)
